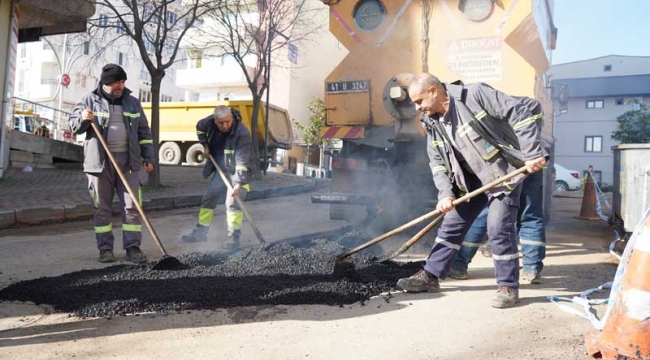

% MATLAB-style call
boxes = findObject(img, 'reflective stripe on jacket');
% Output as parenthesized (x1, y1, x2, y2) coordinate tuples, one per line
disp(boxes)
(196, 108, 252, 185)
(422, 82, 547, 200)
(68, 84, 154, 174)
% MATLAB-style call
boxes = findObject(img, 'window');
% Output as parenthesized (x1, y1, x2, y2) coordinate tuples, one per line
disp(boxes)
(140, 66, 151, 82)
(145, 39, 155, 54)
(586, 100, 604, 109)
(75, 74, 87, 88)
(161, 95, 173, 102)
(116, 22, 126, 34)
(166, 12, 178, 25)
(98, 14, 109, 27)
(18, 70, 25, 92)
(20, 44, 27, 58)
(615, 98, 624, 106)
(585, 136, 603, 153)
(603, 64, 612, 72)
(117, 52, 126, 66)
(83, 41, 90, 55)
(584, 170, 602, 186)
(139, 89, 152, 102)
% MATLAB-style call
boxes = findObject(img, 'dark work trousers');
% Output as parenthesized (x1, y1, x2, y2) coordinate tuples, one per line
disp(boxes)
(453, 170, 546, 274)
(87, 152, 142, 251)
(424, 176, 523, 288)
(196, 172, 249, 236)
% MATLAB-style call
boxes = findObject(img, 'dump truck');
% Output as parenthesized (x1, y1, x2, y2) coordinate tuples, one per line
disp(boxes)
(142, 100, 293, 167)
(312, 0, 557, 230)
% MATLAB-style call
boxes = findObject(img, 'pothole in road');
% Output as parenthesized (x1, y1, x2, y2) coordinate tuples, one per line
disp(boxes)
(0, 233, 422, 318)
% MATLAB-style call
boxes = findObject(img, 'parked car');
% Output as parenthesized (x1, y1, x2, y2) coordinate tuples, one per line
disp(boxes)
(554, 163, 582, 192)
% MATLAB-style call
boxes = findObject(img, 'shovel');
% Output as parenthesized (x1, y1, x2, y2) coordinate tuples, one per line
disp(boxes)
(89, 121, 186, 271)
(208, 155, 266, 246)
(333, 166, 529, 275)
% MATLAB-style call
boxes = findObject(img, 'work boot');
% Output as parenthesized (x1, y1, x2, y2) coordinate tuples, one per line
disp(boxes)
(222, 232, 240, 252)
(126, 247, 148, 264)
(448, 266, 469, 280)
(99, 250, 116, 263)
(520, 270, 542, 285)
(182, 225, 208, 243)
(396, 269, 440, 292)
(491, 286, 519, 308)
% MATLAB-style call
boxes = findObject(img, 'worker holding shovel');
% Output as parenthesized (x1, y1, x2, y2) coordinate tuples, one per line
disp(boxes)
(398, 74, 548, 309)
(68, 64, 154, 264)
(182, 105, 252, 251)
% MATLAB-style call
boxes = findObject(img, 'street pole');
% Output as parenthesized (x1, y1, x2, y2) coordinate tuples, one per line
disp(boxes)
(263, 26, 272, 176)
(57, 33, 67, 126)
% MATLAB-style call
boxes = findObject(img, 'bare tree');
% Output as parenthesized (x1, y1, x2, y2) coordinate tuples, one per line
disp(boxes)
(84, 0, 215, 186)
(190, 0, 320, 177)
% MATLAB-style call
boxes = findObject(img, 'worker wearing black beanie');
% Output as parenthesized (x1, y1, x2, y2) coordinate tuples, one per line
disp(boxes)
(100, 63, 127, 85)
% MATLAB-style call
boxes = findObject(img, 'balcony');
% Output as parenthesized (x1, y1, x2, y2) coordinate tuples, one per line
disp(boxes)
(175, 64, 255, 92)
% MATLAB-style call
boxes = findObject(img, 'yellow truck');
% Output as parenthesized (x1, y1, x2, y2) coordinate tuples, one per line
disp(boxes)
(313, 0, 557, 228)
(142, 100, 293, 166)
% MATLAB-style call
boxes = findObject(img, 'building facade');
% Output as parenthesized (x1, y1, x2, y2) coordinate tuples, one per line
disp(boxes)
(550, 55, 650, 186)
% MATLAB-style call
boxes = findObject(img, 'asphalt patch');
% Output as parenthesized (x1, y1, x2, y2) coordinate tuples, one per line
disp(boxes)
(0, 238, 422, 318)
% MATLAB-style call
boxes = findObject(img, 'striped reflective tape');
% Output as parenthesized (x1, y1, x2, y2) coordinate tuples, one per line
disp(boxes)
(431, 140, 446, 148)
(123, 112, 140, 118)
(461, 241, 482, 248)
(94, 224, 112, 234)
(93, 111, 110, 117)
(242, 184, 251, 191)
(139, 140, 153, 145)
(235, 165, 248, 172)
(198, 207, 215, 227)
(492, 252, 520, 261)
(320, 126, 365, 139)
(435, 237, 460, 250)
(513, 113, 543, 130)
(475, 110, 487, 120)
(431, 165, 447, 174)
(519, 239, 546, 247)
(196, 131, 207, 135)
(122, 224, 142, 232)
(224, 150, 235, 154)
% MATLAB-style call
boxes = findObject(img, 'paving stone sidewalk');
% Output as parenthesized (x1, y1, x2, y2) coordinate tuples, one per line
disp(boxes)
(0, 165, 314, 228)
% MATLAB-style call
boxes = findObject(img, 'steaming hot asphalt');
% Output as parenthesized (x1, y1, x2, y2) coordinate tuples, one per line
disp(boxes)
(0, 236, 422, 318)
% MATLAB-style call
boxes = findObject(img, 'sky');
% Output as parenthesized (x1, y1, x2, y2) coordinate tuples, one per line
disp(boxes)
(551, 0, 650, 64)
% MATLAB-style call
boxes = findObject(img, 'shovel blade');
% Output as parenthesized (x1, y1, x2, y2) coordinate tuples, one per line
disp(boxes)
(151, 256, 189, 271)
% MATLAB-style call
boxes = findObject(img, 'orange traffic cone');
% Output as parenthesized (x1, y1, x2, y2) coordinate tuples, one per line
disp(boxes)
(577, 173, 600, 220)
(585, 213, 650, 359)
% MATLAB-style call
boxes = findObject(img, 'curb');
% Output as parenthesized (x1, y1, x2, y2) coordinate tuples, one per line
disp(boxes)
(0, 182, 314, 229)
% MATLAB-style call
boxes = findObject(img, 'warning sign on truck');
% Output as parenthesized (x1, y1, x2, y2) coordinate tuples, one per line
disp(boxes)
(447, 36, 503, 82)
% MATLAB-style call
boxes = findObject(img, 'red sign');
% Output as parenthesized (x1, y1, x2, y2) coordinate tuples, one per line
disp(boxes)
(61, 74, 71, 87)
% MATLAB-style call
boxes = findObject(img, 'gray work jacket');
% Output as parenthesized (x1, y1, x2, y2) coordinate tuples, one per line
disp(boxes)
(422, 82, 547, 199)
(69, 84, 154, 174)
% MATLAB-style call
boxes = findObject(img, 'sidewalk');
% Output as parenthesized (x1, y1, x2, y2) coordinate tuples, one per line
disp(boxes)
(0, 165, 315, 228)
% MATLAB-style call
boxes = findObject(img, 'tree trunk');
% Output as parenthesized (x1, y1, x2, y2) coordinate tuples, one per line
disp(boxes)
(147, 74, 163, 187)
(249, 94, 262, 178)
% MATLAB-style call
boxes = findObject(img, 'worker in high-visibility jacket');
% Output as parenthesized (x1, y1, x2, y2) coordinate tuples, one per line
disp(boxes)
(396, 73, 548, 309)
(182, 105, 252, 251)
(68, 63, 154, 264)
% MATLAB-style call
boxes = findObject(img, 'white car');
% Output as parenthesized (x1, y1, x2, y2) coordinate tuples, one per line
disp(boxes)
(554, 163, 582, 192)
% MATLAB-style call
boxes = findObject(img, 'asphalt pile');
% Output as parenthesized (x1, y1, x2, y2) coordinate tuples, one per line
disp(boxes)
(0, 237, 422, 318)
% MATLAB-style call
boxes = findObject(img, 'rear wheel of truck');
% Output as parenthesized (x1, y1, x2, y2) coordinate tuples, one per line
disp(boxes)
(159, 142, 182, 165)
(186, 143, 207, 165)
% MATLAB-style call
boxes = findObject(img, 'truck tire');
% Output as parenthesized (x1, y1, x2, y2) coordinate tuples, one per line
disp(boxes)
(159, 142, 182, 165)
(186, 143, 207, 165)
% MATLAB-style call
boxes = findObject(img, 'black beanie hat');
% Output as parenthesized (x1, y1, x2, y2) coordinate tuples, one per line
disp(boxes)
(100, 63, 127, 84)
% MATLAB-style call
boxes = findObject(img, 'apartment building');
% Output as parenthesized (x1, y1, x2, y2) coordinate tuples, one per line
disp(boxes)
(549, 55, 650, 186)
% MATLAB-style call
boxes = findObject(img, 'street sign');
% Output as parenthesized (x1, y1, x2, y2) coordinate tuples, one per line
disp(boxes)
(61, 74, 71, 87)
